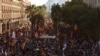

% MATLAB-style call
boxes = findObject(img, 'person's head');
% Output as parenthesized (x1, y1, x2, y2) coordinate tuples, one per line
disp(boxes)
(78, 51, 84, 56)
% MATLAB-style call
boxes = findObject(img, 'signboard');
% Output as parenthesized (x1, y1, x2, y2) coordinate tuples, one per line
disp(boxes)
(12, 31, 16, 39)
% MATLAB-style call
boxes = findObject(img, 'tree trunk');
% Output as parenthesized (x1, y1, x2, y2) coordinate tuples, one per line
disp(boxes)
(31, 22, 34, 38)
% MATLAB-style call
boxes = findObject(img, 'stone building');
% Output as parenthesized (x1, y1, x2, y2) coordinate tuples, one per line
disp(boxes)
(83, 0, 98, 7)
(0, 0, 30, 34)
(72, 0, 100, 7)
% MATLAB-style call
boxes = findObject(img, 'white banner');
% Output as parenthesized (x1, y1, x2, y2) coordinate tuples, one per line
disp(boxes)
(39, 35, 56, 39)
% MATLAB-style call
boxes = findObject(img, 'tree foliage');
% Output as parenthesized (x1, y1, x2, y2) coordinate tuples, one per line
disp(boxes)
(51, 1, 100, 39)
(26, 5, 46, 22)
(51, 4, 62, 23)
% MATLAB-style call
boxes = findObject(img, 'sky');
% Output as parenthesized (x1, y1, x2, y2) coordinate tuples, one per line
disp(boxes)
(29, 0, 48, 6)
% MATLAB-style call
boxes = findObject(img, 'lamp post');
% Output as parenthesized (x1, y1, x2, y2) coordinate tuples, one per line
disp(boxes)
(56, 16, 60, 37)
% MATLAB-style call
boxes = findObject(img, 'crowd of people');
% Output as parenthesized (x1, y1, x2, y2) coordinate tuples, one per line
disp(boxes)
(59, 25, 100, 56)
(0, 24, 100, 56)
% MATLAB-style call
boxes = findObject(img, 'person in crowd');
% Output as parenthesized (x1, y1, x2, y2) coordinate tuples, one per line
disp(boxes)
(0, 25, 100, 56)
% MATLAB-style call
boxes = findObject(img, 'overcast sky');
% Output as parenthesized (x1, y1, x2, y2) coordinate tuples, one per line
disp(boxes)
(29, 0, 48, 6)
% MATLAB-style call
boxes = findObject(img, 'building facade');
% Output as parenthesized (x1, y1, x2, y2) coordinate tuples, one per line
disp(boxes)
(0, 0, 30, 34)
(72, 0, 82, 2)
(71, 0, 100, 7)
(83, 0, 100, 7)
(83, 0, 97, 7)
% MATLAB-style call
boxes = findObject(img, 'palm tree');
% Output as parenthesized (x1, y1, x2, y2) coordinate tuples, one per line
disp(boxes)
(26, 5, 46, 38)
(26, 5, 36, 38)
